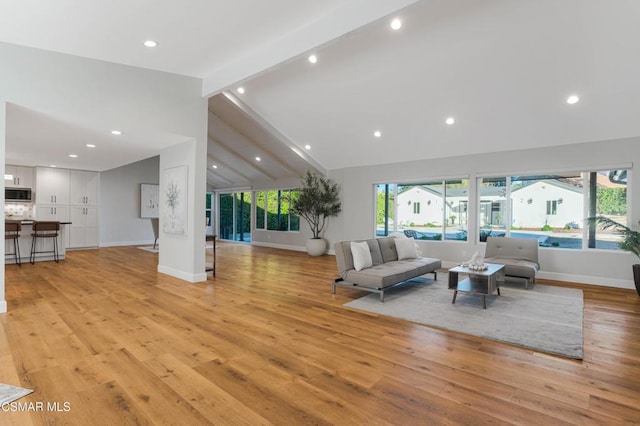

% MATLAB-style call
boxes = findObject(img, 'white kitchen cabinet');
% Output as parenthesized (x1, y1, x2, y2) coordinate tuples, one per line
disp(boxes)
(69, 206, 98, 248)
(69, 170, 99, 205)
(5, 165, 34, 188)
(34, 205, 70, 222)
(35, 167, 70, 204)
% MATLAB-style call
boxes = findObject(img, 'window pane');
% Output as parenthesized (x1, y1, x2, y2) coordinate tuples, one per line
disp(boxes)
(376, 184, 395, 236)
(255, 191, 266, 229)
(398, 182, 443, 240)
(511, 173, 583, 248)
(445, 179, 468, 241)
(479, 177, 507, 242)
(279, 190, 290, 231)
(219, 193, 234, 240)
(289, 190, 300, 231)
(266, 190, 279, 231)
(234, 192, 251, 242)
(589, 170, 628, 250)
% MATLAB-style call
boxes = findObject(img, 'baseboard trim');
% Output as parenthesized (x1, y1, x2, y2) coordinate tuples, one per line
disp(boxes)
(250, 241, 306, 252)
(0, 299, 7, 314)
(250, 241, 336, 255)
(157, 265, 207, 283)
(441, 260, 635, 289)
(538, 271, 635, 290)
(100, 240, 156, 248)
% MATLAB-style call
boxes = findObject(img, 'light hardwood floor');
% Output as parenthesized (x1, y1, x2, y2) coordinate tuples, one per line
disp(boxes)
(2, 242, 640, 425)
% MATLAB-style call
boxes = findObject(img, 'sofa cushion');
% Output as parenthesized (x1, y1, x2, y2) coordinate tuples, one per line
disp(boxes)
(344, 263, 412, 288)
(343, 257, 442, 289)
(334, 241, 353, 276)
(485, 256, 539, 279)
(395, 237, 417, 260)
(351, 241, 373, 271)
(378, 237, 398, 262)
(367, 239, 384, 265)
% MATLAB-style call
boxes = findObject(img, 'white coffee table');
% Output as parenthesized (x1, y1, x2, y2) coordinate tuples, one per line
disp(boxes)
(448, 263, 505, 309)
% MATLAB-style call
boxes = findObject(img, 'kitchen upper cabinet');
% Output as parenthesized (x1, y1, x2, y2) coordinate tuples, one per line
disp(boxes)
(69, 206, 98, 248)
(35, 167, 70, 204)
(69, 170, 99, 205)
(5, 165, 34, 188)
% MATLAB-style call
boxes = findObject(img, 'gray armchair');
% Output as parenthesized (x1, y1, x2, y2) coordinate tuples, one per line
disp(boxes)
(484, 237, 540, 288)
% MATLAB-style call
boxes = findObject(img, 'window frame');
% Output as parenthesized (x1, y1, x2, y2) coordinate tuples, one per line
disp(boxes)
(254, 188, 300, 233)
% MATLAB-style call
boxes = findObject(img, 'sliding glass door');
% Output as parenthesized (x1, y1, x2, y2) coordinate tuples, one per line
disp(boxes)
(218, 191, 251, 242)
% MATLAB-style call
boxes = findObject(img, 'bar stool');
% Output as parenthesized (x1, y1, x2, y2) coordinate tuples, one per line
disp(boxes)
(30, 221, 60, 264)
(5, 221, 22, 266)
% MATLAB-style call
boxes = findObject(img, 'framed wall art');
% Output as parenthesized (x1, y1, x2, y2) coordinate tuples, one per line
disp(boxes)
(162, 165, 188, 235)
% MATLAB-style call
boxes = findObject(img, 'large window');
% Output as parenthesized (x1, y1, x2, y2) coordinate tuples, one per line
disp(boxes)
(376, 179, 469, 241)
(479, 169, 628, 249)
(255, 189, 300, 232)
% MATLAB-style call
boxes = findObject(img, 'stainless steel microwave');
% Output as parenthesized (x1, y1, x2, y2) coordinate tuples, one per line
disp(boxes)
(5, 188, 32, 202)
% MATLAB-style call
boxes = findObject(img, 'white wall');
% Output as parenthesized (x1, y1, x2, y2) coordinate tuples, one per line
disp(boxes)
(0, 101, 6, 313)
(0, 42, 207, 313)
(100, 156, 159, 246)
(328, 137, 639, 290)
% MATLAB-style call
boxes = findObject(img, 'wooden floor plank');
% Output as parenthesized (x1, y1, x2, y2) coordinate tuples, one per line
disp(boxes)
(1, 242, 639, 424)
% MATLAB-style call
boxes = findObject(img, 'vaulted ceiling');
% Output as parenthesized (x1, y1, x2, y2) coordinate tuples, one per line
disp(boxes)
(2, 0, 640, 190)
(206, 93, 322, 189)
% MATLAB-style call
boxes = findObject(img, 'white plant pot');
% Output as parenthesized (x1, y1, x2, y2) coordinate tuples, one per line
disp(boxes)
(306, 238, 327, 256)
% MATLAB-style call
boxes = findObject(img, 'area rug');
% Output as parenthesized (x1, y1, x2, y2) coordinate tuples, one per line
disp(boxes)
(0, 383, 33, 405)
(344, 277, 583, 359)
(138, 246, 159, 253)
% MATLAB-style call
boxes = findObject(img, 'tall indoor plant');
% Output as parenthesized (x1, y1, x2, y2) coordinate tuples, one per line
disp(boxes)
(291, 171, 341, 256)
(588, 216, 640, 295)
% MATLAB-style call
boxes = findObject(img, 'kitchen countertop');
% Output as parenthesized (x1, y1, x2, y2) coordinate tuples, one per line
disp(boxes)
(5, 219, 72, 225)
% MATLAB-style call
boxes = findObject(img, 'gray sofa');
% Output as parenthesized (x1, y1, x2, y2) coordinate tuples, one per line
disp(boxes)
(333, 237, 441, 301)
(484, 237, 540, 288)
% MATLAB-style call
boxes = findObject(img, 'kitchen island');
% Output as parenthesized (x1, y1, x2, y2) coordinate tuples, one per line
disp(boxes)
(5, 220, 71, 264)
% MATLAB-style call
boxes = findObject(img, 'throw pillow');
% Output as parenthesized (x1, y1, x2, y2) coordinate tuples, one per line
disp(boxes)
(351, 241, 373, 271)
(390, 231, 423, 257)
(395, 237, 417, 260)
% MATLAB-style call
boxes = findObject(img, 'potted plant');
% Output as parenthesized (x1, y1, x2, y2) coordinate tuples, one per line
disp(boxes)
(588, 216, 640, 295)
(291, 171, 341, 256)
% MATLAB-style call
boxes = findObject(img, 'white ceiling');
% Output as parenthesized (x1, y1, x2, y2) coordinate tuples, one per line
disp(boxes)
(240, 0, 640, 170)
(0, 0, 346, 78)
(3, 0, 640, 185)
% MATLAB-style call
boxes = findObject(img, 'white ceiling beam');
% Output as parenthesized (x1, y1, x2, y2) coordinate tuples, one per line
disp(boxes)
(208, 111, 286, 180)
(201, 0, 420, 98)
(222, 91, 326, 176)
(207, 134, 278, 181)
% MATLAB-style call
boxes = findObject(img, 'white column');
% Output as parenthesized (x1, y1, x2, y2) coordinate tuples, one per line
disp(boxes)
(157, 136, 207, 283)
(1, 101, 7, 313)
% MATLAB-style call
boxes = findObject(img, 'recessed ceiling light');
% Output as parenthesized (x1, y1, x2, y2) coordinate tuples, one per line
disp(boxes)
(374, 131, 382, 138)
(86, 144, 96, 148)
(255, 156, 262, 162)
(445, 117, 455, 125)
(567, 95, 580, 104)
(212, 165, 218, 169)
(391, 18, 402, 30)
(111, 130, 122, 135)
(304, 144, 311, 150)
(50, 165, 57, 168)
(144, 40, 158, 48)
(237, 87, 245, 94)
(69, 154, 78, 158)
(308, 54, 317, 64)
